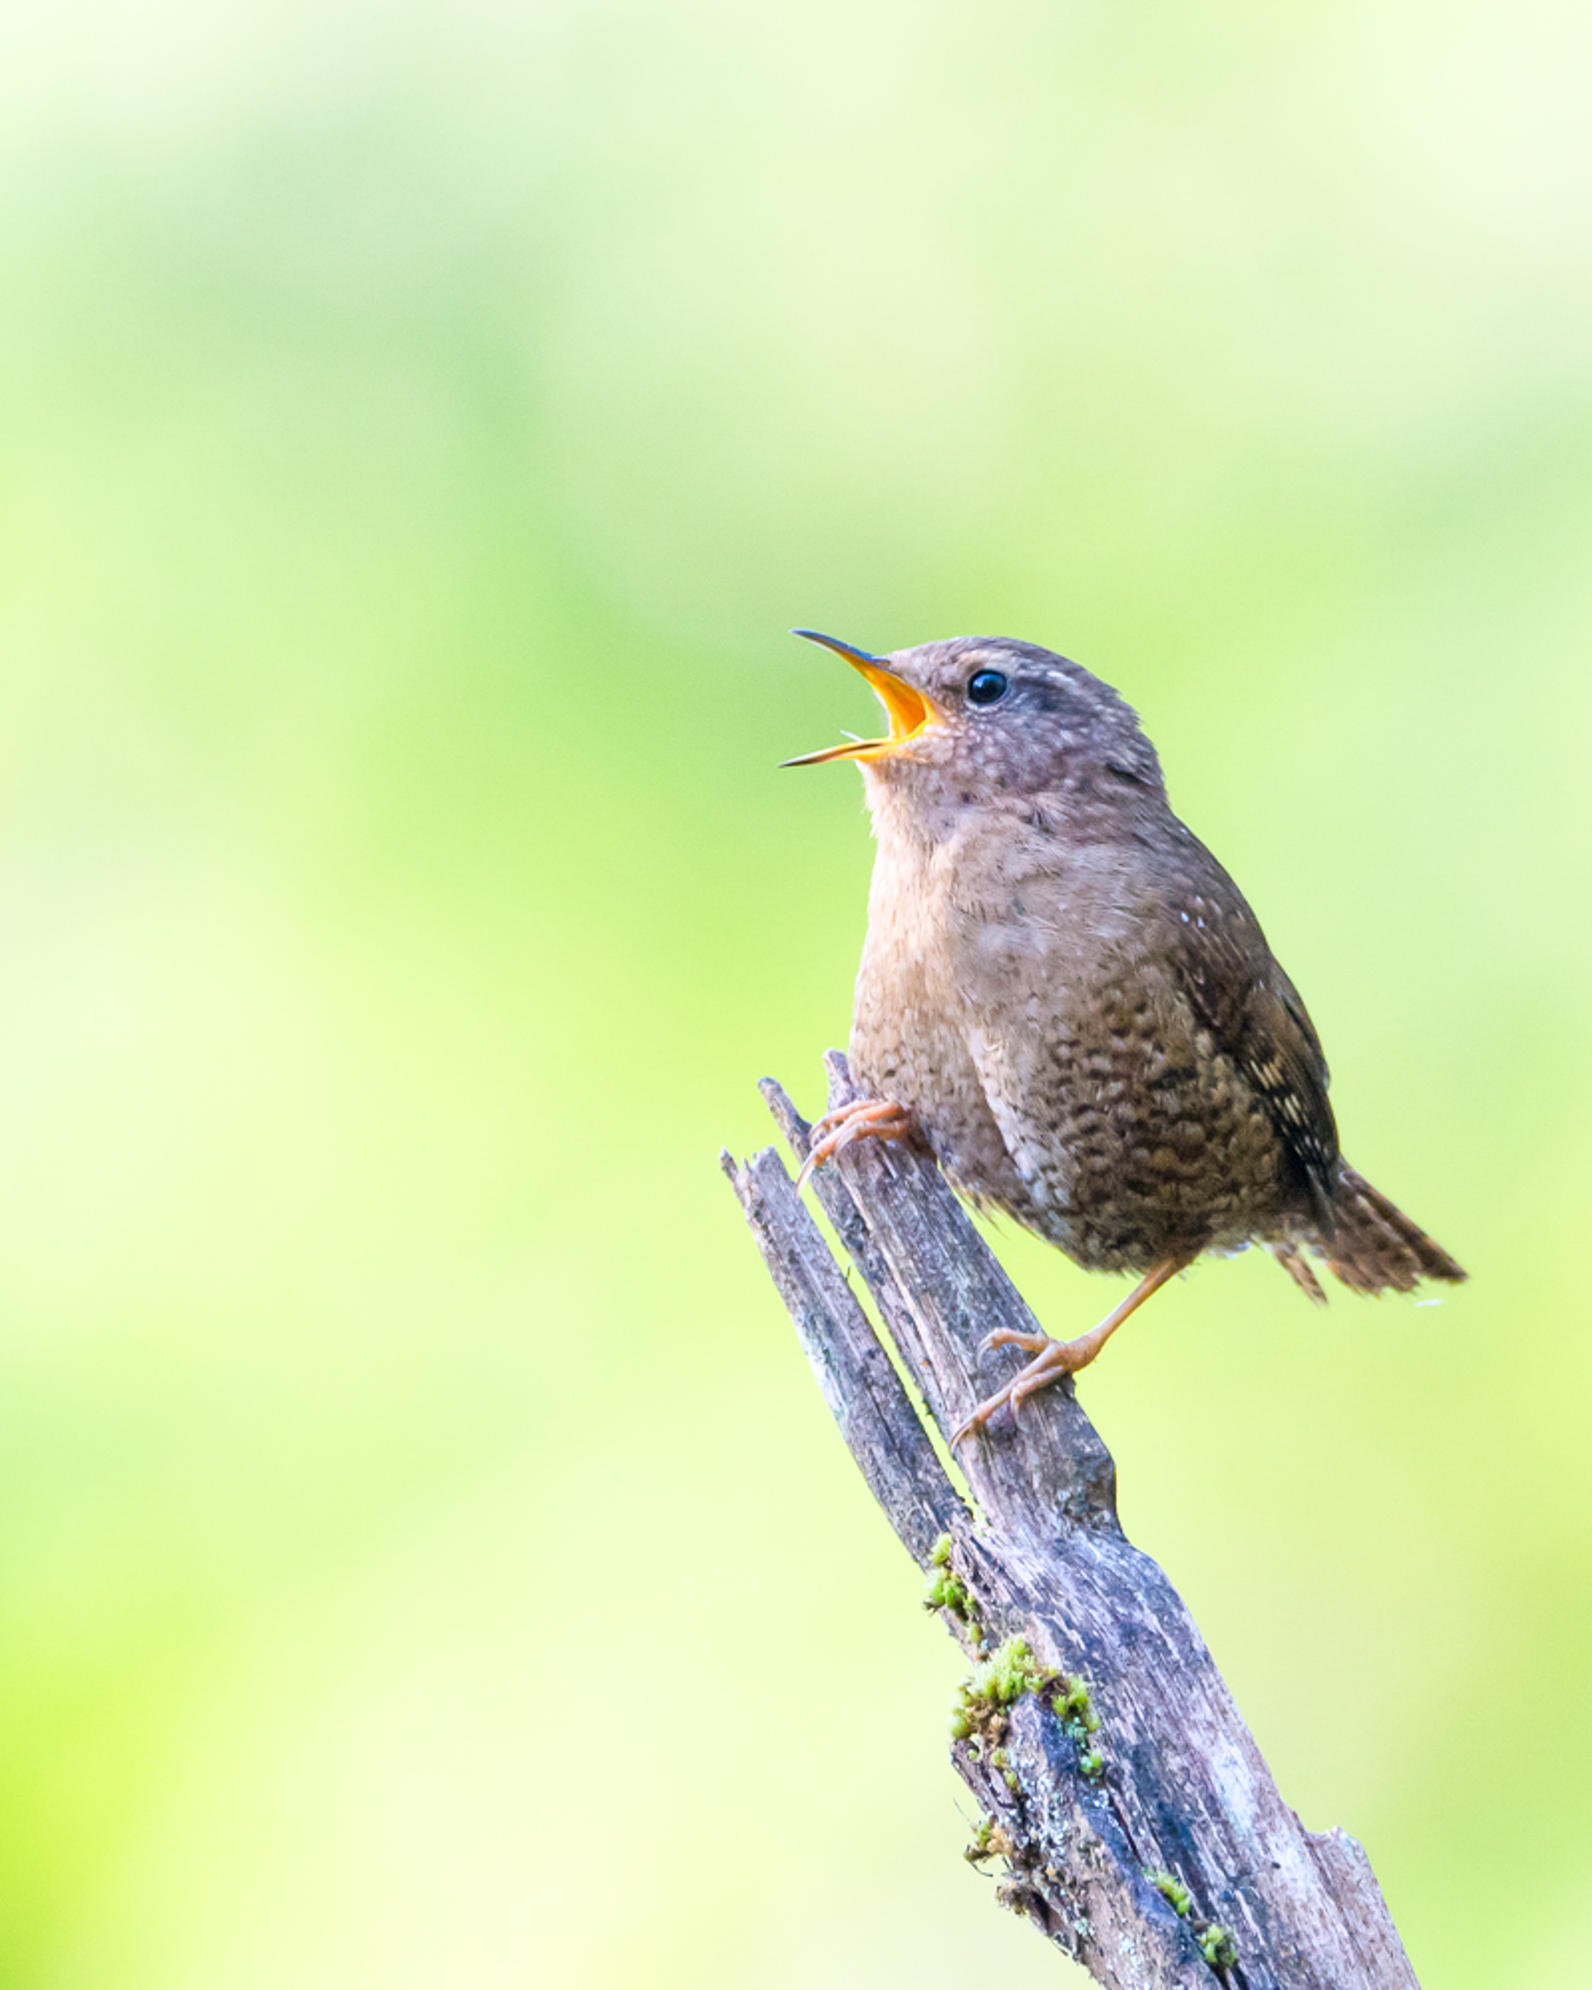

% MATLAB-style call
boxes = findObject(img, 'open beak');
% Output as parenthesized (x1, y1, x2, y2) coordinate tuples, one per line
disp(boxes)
(781, 629, 941, 766)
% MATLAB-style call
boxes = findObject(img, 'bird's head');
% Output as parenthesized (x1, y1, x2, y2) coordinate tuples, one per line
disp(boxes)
(783, 631, 1164, 817)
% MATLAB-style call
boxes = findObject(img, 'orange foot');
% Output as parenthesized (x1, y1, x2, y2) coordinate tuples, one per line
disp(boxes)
(794, 1096, 917, 1193)
(949, 1255, 1192, 1448)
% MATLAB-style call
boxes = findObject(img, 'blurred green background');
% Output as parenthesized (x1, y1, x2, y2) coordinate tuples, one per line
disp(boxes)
(2, 0, 1589, 1983)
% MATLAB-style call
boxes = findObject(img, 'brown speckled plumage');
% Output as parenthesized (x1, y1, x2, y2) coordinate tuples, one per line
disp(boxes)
(796, 634, 1464, 1332)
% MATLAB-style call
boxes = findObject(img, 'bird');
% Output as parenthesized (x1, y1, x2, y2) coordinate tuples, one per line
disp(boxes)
(784, 629, 1465, 1447)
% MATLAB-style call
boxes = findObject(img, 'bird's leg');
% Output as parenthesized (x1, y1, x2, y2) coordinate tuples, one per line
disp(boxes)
(795, 1097, 917, 1193)
(950, 1255, 1192, 1448)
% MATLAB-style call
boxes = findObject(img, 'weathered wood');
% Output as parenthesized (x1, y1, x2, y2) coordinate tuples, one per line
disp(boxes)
(722, 1053, 1420, 1990)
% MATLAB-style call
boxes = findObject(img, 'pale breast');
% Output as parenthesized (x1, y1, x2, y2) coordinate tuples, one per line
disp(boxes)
(847, 824, 1041, 1223)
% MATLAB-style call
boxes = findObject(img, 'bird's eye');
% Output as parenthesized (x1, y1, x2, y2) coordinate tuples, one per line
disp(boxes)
(966, 669, 1009, 707)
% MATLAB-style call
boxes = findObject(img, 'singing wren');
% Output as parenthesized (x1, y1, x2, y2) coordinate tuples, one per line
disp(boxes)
(785, 631, 1465, 1446)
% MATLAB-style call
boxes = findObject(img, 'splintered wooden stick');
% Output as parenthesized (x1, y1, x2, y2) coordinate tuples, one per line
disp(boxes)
(722, 1051, 1419, 1990)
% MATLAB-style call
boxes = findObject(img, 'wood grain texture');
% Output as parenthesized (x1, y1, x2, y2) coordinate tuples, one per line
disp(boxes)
(722, 1052, 1419, 1990)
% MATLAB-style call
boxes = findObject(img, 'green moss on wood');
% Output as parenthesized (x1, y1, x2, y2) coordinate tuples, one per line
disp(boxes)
(1144, 1867, 1237, 1973)
(1051, 1670, 1106, 1776)
(949, 1639, 1108, 1784)
(1145, 1868, 1192, 1917)
(964, 1814, 1015, 1866)
(1052, 1674, 1101, 1734)
(923, 1533, 981, 1630)
(949, 1637, 1046, 1746)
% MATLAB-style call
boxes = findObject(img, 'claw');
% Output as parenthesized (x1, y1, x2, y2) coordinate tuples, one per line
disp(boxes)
(950, 1355, 1051, 1450)
(978, 1327, 1050, 1361)
(948, 1399, 1002, 1450)
(950, 1255, 1194, 1450)
(793, 1096, 915, 1194)
(1009, 1345, 1072, 1415)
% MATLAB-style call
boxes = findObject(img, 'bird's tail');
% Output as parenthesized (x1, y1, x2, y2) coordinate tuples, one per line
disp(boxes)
(1317, 1164, 1467, 1295)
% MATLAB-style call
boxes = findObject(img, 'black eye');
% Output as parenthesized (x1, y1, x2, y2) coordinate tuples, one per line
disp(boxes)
(966, 669, 1008, 707)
